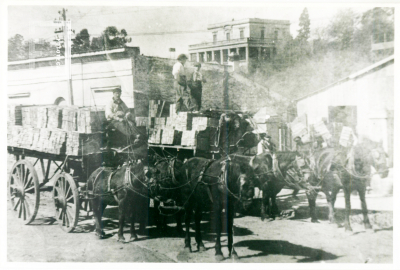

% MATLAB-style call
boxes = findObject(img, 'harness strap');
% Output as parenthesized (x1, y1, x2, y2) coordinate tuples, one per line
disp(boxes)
(272, 154, 285, 181)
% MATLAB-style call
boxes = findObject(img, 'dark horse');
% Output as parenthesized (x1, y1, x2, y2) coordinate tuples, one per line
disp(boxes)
(87, 160, 149, 241)
(178, 156, 256, 261)
(307, 137, 389, 231)
(148, 157, 185, 234)
(233, 152, 316, 221)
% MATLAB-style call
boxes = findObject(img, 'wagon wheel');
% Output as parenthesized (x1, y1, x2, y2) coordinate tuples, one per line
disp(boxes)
(8, 160, 40, 225)
(53, 173, 80, 233)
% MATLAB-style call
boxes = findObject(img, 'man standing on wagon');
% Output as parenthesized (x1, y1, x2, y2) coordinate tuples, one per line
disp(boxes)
(189, 62, 206, 112)
(172, 54, 190, 113)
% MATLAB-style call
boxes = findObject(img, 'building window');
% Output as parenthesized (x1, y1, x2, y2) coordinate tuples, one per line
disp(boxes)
(213, 33, 217, 44)
(261, 29, 265, 39)
(190, 53, 197, 62)
(206, 51, 212, 62)
(239, 47, 246, 60)
(226, 32, 230, 41)
(240, 29, 244, 39)
(274, 30, 278, 40)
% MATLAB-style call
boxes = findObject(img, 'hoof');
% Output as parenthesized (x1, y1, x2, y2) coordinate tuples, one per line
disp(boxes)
(311, 218, 319, 223)
(129, 235, 138, 242)
(198, 244, 206, 252)
(364, 223, 373, 230)
(184, 246, 192, 253)
(117, 236, 126, 242)
(345, 226, 353, 232)
(230, 253, 239, 261)
(215, 254, 224, 262)
(261, 215, 265, 221)
(95, 231, 106, 239)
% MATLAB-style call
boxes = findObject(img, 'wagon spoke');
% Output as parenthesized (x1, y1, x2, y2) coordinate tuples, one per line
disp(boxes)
(18, 200, 23, 218)
(24, 176, 33, 189)
(64, 210, 70, 227)
(58, 208, 63, 220)
(66, 195, 74, 202)
(22, 201, 27, 220)
(66, 185, 71, 199)
(24, 200, 31, 218)
(23, 167, 29, 186)
(14, 198, 21, 211)
(24, 186, 35, 193)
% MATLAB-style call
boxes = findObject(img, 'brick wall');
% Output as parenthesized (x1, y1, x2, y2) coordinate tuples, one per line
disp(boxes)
(133, 56, 284, 113)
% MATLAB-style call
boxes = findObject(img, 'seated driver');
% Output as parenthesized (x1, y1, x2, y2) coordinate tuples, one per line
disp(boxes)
(106, 87, 134, 123)
(105, 87, 136, 148)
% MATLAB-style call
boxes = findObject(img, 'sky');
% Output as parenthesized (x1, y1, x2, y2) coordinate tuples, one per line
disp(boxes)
(8, 5, 372, 58)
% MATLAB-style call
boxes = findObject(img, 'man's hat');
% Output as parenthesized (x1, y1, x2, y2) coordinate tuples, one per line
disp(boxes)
(177, 54, 188, 61)
(113, 87, 122, 93)
(194, 62, 201, 67)
(293, 136, 301, 141)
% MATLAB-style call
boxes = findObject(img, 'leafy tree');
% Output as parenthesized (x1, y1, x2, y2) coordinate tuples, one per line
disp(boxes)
(89, 26, 129, 52)
(297, 8, 311, 42)
(72, 28, 90, 54)
(8, 34, 26, 61)
(327, 9, 356, 50)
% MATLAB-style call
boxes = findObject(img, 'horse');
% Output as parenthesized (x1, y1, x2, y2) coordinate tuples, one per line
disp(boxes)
(87, 160, 149, 241)
(307, 137, 389, 231)
(233, 152, 316, 221)
(148, 157, 185, 234)
(178, 156, 257, 261)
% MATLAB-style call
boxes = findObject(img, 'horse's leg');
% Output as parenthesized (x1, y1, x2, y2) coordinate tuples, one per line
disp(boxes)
(129, 199, 139, 241)
(117, 198, 127, 242)
(194, 207, 205, 252)
(213, 200, 224, 261)
(92, 198, 106, 239)
(358, 184, 372, 229)
(307, 192, 318, 223)
(153, 200, 163, 232)
(322, 188, 334, 223)
(260, 187, 268, 221)
(184, 207, 193, 252)
(176, 210, 184, 235)
(343, 187, 353, 231)
(227, 202, 239, 260)
(138, 198, 148, 235)
(270, 191, 280, 220)
(328, 187, 340, 224)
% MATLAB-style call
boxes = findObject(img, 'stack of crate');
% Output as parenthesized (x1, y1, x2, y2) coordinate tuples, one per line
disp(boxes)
(62, 107, 78, 131)
(77, 107, 106, 133)
(148, 128, 162, 144)
(7, 105, 23, 126)
(47, 106, 62, 129)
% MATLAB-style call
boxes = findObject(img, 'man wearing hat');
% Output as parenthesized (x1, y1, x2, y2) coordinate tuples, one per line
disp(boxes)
(189, 62, 206, 111)
(105, 87, 136, 148)
(257, 133, 276, 155)
(105, 87, 132, 122)
(172, 54, 189, 113)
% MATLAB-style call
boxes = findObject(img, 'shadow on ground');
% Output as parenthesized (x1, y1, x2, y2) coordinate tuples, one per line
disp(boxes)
(235, 239, 340, 262)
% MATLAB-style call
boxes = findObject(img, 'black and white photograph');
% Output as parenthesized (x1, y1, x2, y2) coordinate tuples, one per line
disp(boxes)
(2, 1, 398, 266)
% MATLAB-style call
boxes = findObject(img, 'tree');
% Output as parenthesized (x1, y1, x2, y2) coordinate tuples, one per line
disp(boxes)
(72, 28, 90, 54)
(8, 34, 26, 61)
(327, 9, 356, 50)
(297, 8, 311, 42)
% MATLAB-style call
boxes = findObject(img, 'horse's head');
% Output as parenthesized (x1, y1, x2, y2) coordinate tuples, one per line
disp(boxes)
(370, 145, 389, 178)
(355, 138, 389, 179)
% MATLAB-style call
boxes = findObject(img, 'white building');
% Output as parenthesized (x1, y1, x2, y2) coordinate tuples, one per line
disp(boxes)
(296, 55, 394, 165)
(7, 47, 140, 108)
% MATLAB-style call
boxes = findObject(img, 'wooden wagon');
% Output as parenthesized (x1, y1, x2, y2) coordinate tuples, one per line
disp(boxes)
(7, 145, 104, 232)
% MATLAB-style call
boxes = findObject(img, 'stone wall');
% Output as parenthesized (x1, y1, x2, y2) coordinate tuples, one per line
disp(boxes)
(133, 56, 284, 114)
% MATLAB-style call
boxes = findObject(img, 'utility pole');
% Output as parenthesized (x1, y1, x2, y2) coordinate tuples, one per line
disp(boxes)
(55, 8, 74, 105)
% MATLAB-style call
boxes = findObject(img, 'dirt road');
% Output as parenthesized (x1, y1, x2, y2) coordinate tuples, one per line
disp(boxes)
(7, 188, 393, 263)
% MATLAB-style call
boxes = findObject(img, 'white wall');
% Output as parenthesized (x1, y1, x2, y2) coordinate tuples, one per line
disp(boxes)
(297, 61, 394, 154)
(8, 58, 135, 108)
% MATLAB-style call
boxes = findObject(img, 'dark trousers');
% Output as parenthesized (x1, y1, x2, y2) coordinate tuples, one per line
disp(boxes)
(190, 81, 202, 111)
